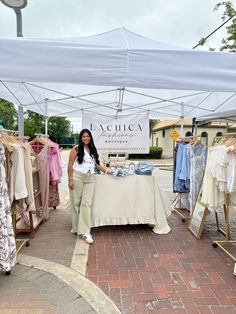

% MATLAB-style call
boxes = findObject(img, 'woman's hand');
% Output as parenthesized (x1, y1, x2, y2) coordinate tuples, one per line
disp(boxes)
(106, 170, 113, 175)
(68, 179, 74, 190)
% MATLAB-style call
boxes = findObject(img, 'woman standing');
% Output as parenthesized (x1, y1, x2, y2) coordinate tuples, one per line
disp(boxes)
(68, 129, 111, 244)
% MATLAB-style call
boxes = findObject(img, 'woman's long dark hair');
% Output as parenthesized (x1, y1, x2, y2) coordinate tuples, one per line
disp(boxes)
(77, 129, 100, 165)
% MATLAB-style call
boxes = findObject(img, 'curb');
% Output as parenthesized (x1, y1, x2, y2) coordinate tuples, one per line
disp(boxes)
(18, 254, 121, 314)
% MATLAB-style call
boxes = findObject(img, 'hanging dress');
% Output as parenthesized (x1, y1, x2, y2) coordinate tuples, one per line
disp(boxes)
(0, 144, 16, 272)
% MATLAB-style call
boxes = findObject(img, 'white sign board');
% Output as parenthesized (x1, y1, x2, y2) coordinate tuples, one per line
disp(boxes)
(82, 112, 149, 153)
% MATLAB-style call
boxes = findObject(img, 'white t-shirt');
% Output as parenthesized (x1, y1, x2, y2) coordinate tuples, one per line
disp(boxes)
(73, 147, 95, 174)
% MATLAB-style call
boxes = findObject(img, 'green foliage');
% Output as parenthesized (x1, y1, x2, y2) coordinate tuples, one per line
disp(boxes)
(215, 1, 236, 52)
(72, 132, 80, 139)
(196, 2, 235, 51)
(149, 146, 163, 157)
(48, 116, 71, 138)
(24, 111, 45, 136)
(149, 119, 159, 137)
(129, 146, 163, 159)
(198, 38, 207, 46)
(50, 136, 77, 148)
(0, 99, 17, 130)
(24, 111, 71, 138)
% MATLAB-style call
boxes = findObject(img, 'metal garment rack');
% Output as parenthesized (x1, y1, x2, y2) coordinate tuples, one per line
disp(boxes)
(173, 136, 200, 222)
(210, 133, 236, 273)
(35, 133, 49, 139)
(0, 129, 30, 276)
(173, 193, 190, 223)
(212, 194, 236, 265)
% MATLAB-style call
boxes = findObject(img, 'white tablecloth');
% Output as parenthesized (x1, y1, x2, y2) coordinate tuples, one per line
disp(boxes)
(91, 169, 172, 234)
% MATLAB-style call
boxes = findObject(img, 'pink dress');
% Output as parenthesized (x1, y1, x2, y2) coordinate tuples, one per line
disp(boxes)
(48, 142, 62, 208)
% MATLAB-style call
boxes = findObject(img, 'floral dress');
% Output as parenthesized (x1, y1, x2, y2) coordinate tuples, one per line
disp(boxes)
(188, 144, 207, 214)
(0, 144, 16, 272)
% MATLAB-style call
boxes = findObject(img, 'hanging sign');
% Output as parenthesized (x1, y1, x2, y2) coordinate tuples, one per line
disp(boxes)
(82, 112, 149, 153)
(170, 129, 180, 141)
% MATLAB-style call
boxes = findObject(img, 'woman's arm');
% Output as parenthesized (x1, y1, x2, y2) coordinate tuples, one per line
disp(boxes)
(96, 163, 113, 175)
(68, 147, 77, 189)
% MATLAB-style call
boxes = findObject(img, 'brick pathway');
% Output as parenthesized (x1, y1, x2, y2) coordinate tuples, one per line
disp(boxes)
(1, 151, 235, 314)
(87, 213, 236, 313)
(19, 205, 76, 267)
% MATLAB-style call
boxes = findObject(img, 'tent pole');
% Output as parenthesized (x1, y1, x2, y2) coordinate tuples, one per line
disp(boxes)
(45, 99, 48, 136)
(226, 122, 229, 133)
(18, 105, 24, 136)
(180, 103, 184, 136)
(192, 117, 197, 136)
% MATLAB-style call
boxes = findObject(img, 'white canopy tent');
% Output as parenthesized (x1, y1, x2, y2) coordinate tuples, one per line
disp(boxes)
(0, 27, 236, 127)
(196, 108, 236, 123)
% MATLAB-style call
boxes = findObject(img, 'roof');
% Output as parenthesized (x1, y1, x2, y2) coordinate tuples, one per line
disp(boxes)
(153, 119, 193, 131)
(154, 119, 236, 131)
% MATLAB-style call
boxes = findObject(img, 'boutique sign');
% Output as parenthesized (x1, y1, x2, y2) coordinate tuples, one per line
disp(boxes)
(82, 112, 149, 153)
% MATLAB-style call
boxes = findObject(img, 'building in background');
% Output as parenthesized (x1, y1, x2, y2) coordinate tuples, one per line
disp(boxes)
(151, 119, 236, 158)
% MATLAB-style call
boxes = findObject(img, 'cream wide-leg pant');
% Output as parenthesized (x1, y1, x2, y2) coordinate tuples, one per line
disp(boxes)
(69, 170, 95, 235)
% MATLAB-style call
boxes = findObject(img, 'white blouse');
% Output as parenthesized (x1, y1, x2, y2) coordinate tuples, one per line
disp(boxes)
(73, 148, 95, 174)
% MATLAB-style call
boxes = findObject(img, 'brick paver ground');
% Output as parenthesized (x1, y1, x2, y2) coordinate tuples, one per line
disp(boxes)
(1, 151, 235, 313)
(19, 205, 77, 267)
(87, 215, 236, 314)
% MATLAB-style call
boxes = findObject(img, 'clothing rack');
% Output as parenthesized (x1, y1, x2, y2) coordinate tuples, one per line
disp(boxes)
(0, 130, 30, 276)
(30, 135, 60, 214)
(0, 128, 19, 135)
(210, 133, 236, 271)
(35, 133, 49, 138)
(173, 194, 190, 222)
(174, 137, 198, 221)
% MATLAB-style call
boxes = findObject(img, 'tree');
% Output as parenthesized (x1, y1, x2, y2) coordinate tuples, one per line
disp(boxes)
(24, 111, 45, 137)
(149, 119, 159, 138)
(197, 1, 236, 51)
(215, 1, 236, 52)
(48, 116, 71, 138)
(24, 111, 71, 138)
(0, 99, 17, 130)
(149, 119, 160, 147)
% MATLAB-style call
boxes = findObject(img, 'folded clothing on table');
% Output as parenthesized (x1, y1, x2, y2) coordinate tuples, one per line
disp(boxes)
(134, 163, 154, 176)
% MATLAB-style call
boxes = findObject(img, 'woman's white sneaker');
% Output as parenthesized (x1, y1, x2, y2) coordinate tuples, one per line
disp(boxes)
(82, 234, 94, 244)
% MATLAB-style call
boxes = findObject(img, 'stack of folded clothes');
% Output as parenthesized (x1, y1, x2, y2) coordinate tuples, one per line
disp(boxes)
(134, 163, 154, 176)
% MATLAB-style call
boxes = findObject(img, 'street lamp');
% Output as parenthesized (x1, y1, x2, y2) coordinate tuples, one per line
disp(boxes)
(1, 0, 27, 135)
(1, 0, 27, 37)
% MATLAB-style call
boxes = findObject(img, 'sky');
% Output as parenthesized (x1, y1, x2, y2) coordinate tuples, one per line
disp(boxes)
(0, 0, 235, 131)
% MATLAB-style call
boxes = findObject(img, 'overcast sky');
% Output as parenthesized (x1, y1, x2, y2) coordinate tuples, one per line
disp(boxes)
(0, 0, 234, 130)
(0, 0, 233, 48)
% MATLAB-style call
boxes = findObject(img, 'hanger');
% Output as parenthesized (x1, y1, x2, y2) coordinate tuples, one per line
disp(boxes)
(224, 137, 236, 147)
(0, 135, 16, 152)
(30, 136, 53, 148)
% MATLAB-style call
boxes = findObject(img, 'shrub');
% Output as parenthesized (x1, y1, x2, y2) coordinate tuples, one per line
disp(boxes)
(129, 146, 163, 159)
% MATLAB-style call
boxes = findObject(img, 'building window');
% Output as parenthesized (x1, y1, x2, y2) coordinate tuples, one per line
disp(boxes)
(162, 129, 165, 138)
(156, 138, 159, 147)
(216, 132, 223, 137)
(185, 131, 193, 137)
(201, 132, 208, 146)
